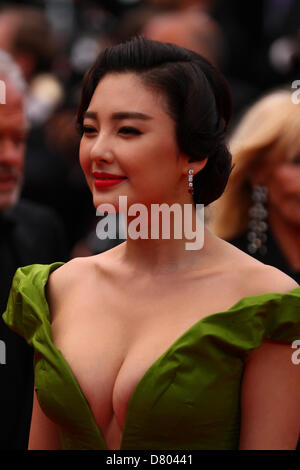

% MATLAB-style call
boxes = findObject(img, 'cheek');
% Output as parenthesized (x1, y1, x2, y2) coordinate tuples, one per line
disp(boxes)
(123, 148, 174, 185)
(267, 167, 300, 222)
(15, 145, 25, 169)
(79, 140, 90, 173)
(135, 136, 178, 171)
(268, 176, 285, 203)
(117, 142, 155, 176)
(269, 168, 300, 200)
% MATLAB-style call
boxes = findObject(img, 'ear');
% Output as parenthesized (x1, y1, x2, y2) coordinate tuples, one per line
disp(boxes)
(246, 147, 277, 186)
(182, 156, 208, 176)
(247, 159, 271, 186)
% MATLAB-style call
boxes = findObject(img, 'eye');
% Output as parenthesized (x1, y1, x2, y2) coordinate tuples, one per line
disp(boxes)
(291, 155, 300, 164)
(82, 125, 97, 135)
(118, 126, 141, 136)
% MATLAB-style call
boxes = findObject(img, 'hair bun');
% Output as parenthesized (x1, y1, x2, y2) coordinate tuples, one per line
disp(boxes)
(193, 144, 233, 207)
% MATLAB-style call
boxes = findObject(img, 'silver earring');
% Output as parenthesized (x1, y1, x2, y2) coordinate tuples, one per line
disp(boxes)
(188, 169, 194, 195)
(247, 184, 268, 256)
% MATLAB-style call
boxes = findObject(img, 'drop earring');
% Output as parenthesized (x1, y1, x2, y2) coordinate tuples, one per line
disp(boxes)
(247, 184, 268, 256)
(188, 169, 194, 195)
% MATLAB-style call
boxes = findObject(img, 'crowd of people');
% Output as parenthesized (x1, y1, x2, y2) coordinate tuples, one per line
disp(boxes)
(0, 0, 299, 451)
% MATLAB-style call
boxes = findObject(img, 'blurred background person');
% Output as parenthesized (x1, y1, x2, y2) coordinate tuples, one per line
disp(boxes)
(0, 50, 69, 449)
(110, 1, 261, 127)
(141, 7, 223, 66)
(209, 89, 300, 284)
(0, 3, 96, 253)
(138, 6, 259, 116)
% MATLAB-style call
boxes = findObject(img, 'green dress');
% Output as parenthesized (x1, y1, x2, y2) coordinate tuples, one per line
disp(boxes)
(2, 262, 300, 450)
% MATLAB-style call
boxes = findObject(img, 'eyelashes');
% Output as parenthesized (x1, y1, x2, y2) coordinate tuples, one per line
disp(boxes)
(119, 127, 142, 135)
(81, 125, 94, 134)
(82, 126, 142, 136)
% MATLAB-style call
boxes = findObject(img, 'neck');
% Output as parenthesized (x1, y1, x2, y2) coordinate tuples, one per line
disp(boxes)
(268, 209, 300, 272)
(113, 204, 219, 276)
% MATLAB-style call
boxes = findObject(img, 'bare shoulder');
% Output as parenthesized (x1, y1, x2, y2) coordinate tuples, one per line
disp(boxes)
(219, 239, 299, 296)
(45, 256, 97, 322)
(242, 263, 299, 295)
(46, 246, 123, 306)
(47, 256, 92, 291)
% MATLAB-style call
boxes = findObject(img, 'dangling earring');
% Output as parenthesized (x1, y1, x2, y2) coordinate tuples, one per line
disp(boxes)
(188, 169, 194, 195)
(247, 184, 268, 256)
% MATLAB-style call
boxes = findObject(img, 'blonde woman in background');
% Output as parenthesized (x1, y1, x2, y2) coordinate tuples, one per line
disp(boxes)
(209, 89, 300, 285)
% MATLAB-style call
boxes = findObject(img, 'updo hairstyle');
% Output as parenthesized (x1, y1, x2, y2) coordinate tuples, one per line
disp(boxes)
(77, 35, 233, 206)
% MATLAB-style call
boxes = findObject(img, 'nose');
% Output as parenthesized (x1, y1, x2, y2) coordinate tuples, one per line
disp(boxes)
(90, 134, 115, 164)
(0, 138, 21, 166)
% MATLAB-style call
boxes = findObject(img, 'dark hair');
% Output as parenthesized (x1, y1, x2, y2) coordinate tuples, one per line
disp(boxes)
(77, 35, 233, 206)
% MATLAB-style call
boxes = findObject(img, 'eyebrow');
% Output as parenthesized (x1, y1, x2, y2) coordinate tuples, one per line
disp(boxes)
(83, 111, 153, 121)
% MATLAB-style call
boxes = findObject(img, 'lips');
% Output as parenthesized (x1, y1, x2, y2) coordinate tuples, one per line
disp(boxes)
(92, 171, 127, 179)
(0, 175, 17, 190)
(0, 174, 16, 183)
(92, 171, 127, 189)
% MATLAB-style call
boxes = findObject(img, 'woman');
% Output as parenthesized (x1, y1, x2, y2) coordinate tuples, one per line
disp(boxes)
(2, 37, 300, 450)
(209, 90, 300, 284)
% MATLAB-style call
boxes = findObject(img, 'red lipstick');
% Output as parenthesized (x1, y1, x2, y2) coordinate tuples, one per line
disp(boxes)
(92, 171, 127, 189)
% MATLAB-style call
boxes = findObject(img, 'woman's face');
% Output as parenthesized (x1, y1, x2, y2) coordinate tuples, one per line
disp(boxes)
(266, 158, 300, 227)
(79, 72, 188, 212)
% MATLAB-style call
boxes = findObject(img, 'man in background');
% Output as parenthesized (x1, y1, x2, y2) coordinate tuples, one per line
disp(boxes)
(0, 50, 68, 449)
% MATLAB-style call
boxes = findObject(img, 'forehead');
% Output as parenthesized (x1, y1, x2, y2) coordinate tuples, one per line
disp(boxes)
(88, 72, 169, 118)
(0, 81, 27, 130)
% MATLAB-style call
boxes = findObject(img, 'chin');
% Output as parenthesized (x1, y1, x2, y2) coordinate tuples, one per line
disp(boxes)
(0, 189, 21, 211)
(93, 195, 122, 214)
(92, 191, 160, 215)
